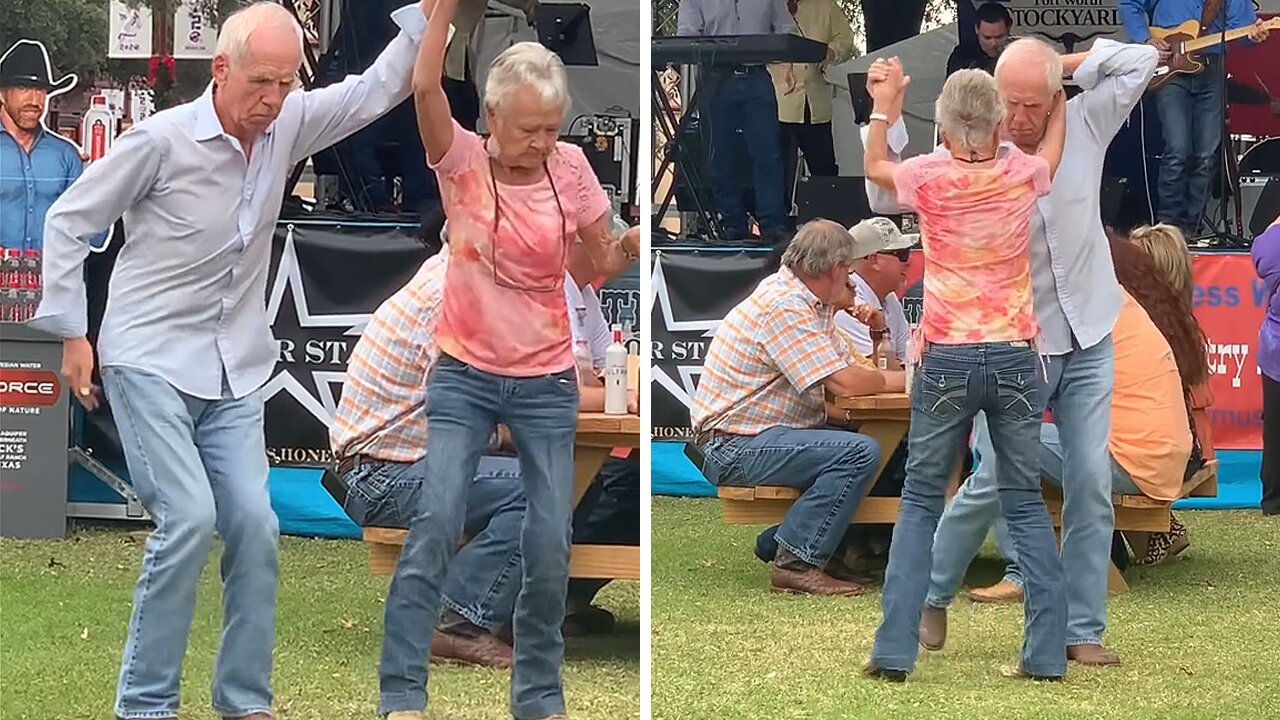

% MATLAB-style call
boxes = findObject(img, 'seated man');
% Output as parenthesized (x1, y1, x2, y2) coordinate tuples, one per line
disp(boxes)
(834, 217, 914, 362)
(330, 233, 638, 668)
(691, 219, 897, 597)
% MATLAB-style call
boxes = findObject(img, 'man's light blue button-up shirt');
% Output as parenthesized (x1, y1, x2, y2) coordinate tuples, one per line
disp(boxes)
(862, 39, 1160, 356)
(30, 5, 427, 400)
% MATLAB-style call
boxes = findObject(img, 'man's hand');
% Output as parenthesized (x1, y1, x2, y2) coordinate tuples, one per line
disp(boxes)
(496, 424, 514, 452)
(1249, 20, 1271, 43)
(621, 225, 640, 258)
(627, 389, 639, 415)
(820, 46, 837, 72)
(1146, 36, 1172, 63)
(782, 64, 798, 95)
(62, 337, 99, 411)
(847, 304, 886, 332)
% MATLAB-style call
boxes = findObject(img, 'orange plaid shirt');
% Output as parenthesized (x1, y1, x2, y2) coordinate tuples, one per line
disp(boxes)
(330, 252, 448, 462)
(691, 268, 853, 438)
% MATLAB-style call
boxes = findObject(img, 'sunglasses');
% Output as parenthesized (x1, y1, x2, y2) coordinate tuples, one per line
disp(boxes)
(878, 248, 912, 262)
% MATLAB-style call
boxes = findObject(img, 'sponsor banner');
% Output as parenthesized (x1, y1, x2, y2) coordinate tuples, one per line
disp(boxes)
(80, 221, 641, 469)
(958, 0, 1122, 52)
(0, 369, 61, 408)
(651, 248, 1265, 451)
(108, 0, 153, 59)
(173, 1, 218, 60)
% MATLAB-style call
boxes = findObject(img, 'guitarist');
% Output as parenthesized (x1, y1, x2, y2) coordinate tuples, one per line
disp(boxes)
(1118, 0, 1269, 235)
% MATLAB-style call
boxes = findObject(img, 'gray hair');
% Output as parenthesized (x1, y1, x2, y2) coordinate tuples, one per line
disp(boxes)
(994, 37, 1064, 97)
(484, 42, 570, 113)
(781, 220, 863, 277)
(935, 69, 1005, 152)
(215, 2, 304, 66)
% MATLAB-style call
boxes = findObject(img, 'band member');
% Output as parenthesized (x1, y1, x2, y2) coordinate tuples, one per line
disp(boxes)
(946, 2, 1012, 76)
(677, 0, 797, 245)
(30, 3, 429, 718)
(1119, 0, 1269, 235)
(773, 0, 854, 207)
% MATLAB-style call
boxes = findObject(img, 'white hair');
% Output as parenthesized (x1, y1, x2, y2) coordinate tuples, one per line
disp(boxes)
(995, 37, 1064, 97)
(215, 2, 304, 66)
(936, 69, 1005, 152)
(781, 220, 864, 278)
(484, 42, 570, 114)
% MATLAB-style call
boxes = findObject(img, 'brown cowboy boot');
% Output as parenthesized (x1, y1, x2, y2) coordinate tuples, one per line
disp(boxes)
(430, 630, 513, 669)
(1068, 643, 1121, 666)
(919, 605, 947, 651)
(770, 549, 864, 597)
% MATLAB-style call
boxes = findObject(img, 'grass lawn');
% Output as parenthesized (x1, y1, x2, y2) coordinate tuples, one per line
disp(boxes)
(651, 498, 1280, 720)
(0, 528, 638, 720)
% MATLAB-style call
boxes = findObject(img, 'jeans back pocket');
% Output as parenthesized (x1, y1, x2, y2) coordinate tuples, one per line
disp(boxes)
(993, 368, 1041, 420)
(916, 367, 971, 419)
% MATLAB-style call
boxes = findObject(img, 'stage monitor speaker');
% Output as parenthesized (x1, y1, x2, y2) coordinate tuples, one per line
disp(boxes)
(537, 3, 597, 66)
(847, 72, 872, 125)
(794, 176, 873, 227)
(1240, 176, 1280, 239)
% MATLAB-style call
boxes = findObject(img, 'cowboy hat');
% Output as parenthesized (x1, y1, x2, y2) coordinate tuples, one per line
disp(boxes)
(0, 40, 77, 95)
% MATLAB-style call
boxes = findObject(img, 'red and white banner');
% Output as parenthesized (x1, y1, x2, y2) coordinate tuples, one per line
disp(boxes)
(1192, 254, 1265, 450)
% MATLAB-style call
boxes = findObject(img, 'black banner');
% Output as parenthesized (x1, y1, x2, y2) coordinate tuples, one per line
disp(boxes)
(82, 220, 641, 468)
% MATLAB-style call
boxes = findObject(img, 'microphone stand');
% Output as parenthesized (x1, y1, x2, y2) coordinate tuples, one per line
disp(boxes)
(1195, 5, 1250, 248)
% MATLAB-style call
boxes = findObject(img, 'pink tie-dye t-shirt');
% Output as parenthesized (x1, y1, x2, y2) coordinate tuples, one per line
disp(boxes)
(893, 147, 1051, 344)
(431, 121, 611, 377)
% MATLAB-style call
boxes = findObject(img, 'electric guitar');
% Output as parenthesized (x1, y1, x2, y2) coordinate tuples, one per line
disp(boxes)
(1147, 17, 1280, 90)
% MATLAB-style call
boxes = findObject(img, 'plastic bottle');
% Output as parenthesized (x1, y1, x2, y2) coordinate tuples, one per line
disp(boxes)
(604, 324, 628, 415)
(80, 95, 115, 162)
(874, 329, 893, 371)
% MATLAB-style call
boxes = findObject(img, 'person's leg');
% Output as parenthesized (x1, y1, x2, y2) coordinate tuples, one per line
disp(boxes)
(1153, 78, 1194, 231)
(778, 121, 802, 215)
(378, 356, 501, 715)
(102, 367, 219, 720)
(193, 385, 279, 718)
(925, 411, 1003, 610)
(871, 345, 981, 675)
(984, 345, 1068, 679)
(503, 368, 581, 720)
(1048, 336, 1117, 661)
(1188, 56, 1224, 236)
(740, 71, 789, 237)
(702, 71, 748, 238)
(568, 453, 641, 614)
(796, 121, 839, 177)
(1264, 374, 1280, 515)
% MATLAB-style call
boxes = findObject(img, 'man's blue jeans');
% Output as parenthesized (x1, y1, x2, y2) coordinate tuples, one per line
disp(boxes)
(872, 343, 1067, 678)
(926, 337, 1115, 648)
(703, 68, 789, 237)
(343, 455, 527, 631)
(378, 355, 579, 720)
(700, 425, 881, 566)
(1153, 54, 1224, 234)
(102, 366, 278, 719)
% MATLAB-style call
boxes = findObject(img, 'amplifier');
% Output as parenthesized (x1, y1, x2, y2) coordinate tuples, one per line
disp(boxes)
(1239, 175, 1280, 239)
(565, 115, 637, 206)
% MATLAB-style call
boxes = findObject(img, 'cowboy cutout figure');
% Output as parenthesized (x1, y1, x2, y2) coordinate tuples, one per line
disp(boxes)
(0, 39, 110, 255)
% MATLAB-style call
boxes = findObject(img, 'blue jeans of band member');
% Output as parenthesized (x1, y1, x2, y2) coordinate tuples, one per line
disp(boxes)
(1153, 54, 1224, 234)
(872, 342, 1067, 677)
(102, 366, 278, 720)
(703, 67, 788, 237)
(378, 354, 579, 720)
(924, 336, 1114, 648)
(342, 455, 528, 631)
(700, 425, 881, 567)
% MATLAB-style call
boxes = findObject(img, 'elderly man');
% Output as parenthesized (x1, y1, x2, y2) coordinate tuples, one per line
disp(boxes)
(29, 3, 430, 718)
(863, 37, 1159, 667)
(834, 216, 913, 362)
(692, 219, 902, 596)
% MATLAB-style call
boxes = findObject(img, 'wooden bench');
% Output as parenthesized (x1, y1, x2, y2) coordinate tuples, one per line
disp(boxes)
(363, 528, 640, 580)
(1042, 458, 1219, 592)
(717, 486, 902, 525)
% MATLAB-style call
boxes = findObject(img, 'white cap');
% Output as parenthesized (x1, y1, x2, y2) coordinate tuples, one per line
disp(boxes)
(847, 216, 918, 258)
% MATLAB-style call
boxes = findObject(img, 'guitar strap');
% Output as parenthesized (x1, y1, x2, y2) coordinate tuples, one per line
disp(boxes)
(1199, 0, 1225, 35)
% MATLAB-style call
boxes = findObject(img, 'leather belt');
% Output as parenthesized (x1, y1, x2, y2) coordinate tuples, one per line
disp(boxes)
(334, 454, 373, 477)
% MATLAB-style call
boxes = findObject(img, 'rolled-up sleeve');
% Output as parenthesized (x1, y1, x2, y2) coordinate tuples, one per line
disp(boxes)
(288, 4, 430, 163)
(30, 127, 162, 339)
(860, 119, 913, 213)
(1072, 39, 1160, 144)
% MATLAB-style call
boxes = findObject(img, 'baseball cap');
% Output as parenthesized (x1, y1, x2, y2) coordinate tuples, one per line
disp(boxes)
(847, 216, 919, 258)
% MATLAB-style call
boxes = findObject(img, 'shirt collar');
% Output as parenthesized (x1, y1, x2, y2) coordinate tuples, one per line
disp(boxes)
(779, 266, 829, 311)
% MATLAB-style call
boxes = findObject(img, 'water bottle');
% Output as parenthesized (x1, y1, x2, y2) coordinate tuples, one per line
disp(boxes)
(604, 324, 628, 415)
(874, 329, 893, 371)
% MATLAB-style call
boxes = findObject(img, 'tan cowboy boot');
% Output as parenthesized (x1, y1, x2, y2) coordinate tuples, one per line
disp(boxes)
(967, 579, 1023, 604)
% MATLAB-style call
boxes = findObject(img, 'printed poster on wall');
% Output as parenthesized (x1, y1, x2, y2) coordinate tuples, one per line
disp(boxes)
(108, 0, 153, 59)
(173, 1, 217, 60)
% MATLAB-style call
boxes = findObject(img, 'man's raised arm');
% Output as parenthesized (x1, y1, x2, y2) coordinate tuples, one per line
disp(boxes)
(288, 4, 434, 164)
(1065, 39, 1160, 144)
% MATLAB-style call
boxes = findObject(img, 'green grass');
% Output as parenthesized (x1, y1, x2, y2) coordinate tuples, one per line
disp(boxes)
(651, 498, 1280, 720)
(0, 529, 638, 720)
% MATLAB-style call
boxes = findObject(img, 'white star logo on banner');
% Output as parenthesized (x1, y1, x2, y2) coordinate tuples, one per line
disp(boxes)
(648, 252, 721, 411)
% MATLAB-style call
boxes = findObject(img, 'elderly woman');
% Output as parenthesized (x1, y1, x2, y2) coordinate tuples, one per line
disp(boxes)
(374, 1, 638, 719)
(862, 63, 1068, 682)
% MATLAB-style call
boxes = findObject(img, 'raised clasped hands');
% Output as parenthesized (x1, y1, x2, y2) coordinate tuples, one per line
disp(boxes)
(866, 57, 910, 119)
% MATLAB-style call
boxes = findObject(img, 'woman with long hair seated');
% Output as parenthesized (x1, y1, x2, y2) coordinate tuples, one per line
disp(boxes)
(372, 1, 639, 718)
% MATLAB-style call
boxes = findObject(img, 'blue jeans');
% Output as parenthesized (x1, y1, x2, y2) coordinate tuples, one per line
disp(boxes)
(343, 455, 527, 631)
(102, 366, 278, 719)
(703, 68, 788, 237)
(925, 337, 1115, 647)
(872, 343, 1066, 678)
(1153, 55, 1224, 234)
(701, 425, 881, 566)
(379, 354, 579, 720)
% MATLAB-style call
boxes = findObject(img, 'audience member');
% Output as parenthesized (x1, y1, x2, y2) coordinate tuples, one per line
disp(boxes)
(1254, 215, 1280, 517)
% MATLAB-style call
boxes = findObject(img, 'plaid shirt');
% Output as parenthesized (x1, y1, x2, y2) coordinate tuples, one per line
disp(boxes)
(330, 253, 448, 462)
(691, 268, 853, 438)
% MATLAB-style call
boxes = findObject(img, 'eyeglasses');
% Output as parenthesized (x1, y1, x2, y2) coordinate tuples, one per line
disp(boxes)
(878, 248, 912, 263)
